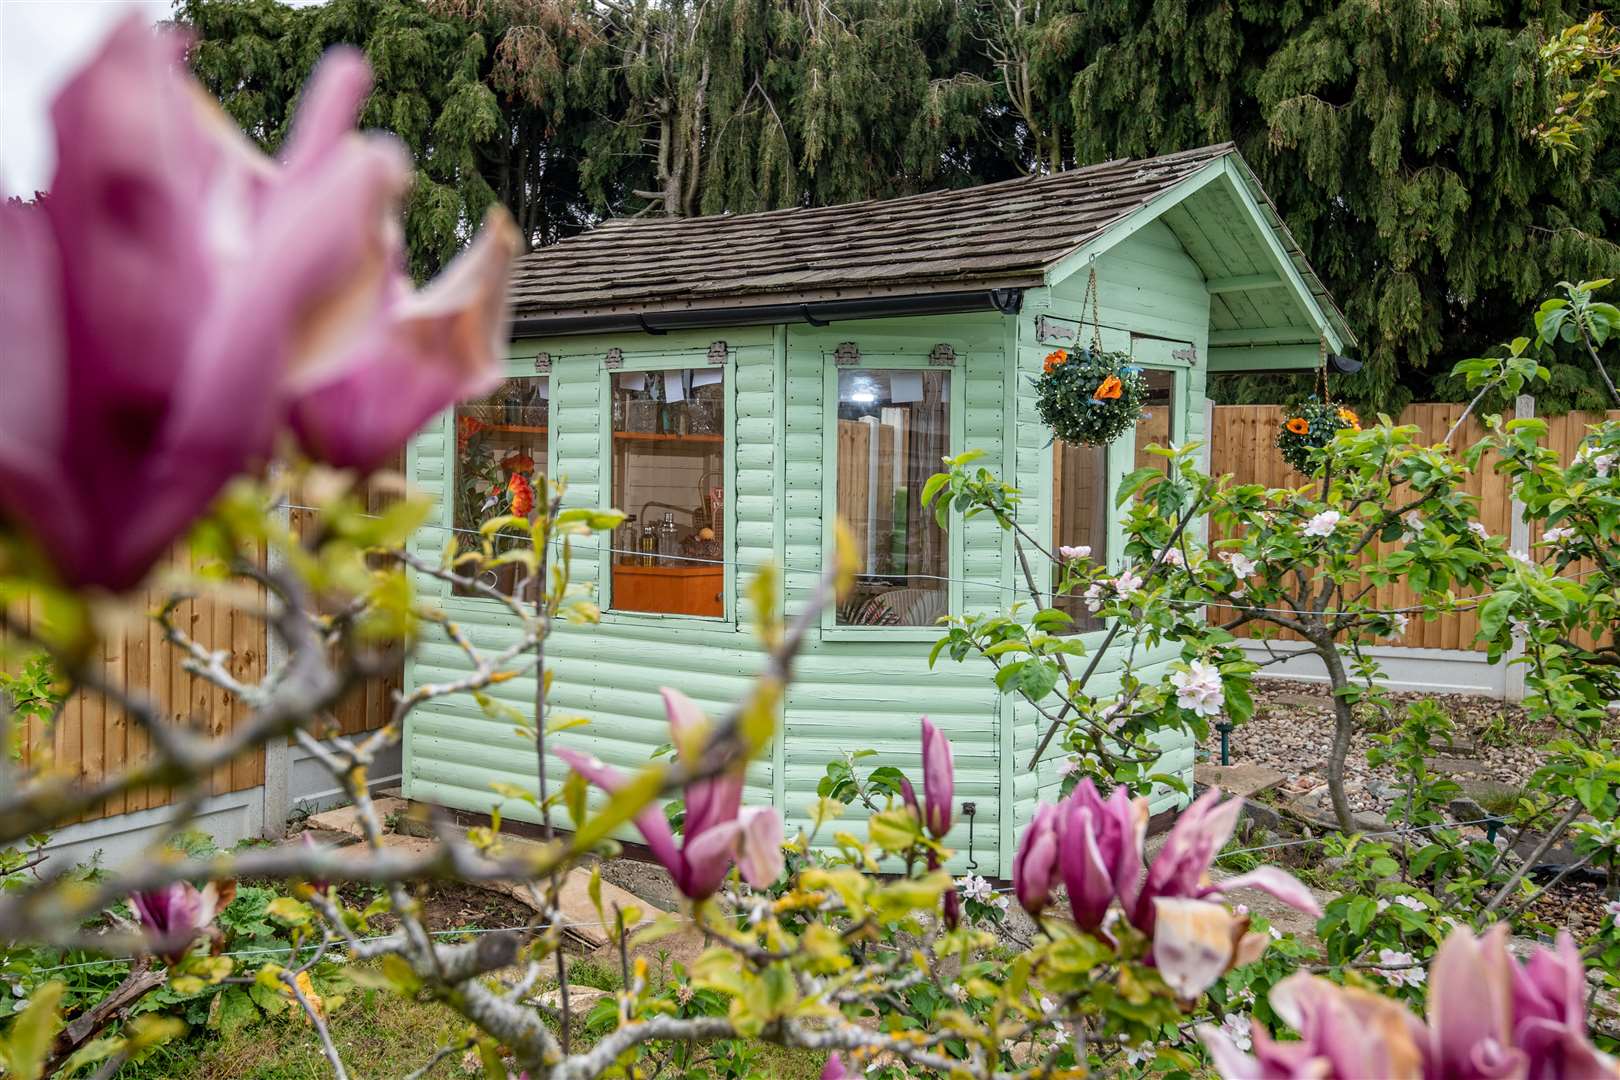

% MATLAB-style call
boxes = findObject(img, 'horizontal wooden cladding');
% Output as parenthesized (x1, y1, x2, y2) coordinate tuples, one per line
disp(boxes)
(2, 545, 265, 824)
(508, 145, 1232, 317)
(1205, 404, 1620, 652)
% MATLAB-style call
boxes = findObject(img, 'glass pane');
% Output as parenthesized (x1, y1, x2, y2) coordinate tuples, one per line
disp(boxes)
(453, 376, 549, 599)
(834, 369, 950, 627)
(1052, 441, 1107, 633)
(610, 369, 726, 617)
(1133, 369, 1177, 472)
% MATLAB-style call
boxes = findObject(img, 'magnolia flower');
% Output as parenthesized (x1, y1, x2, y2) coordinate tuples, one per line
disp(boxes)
(1542, 526, 1576, 544)
(1170, 660, 1225, 717)
(1012, 802, 1061, 915)
(1057, 779, 1149, 932)
(1468, 521, 1490, 540)
(1225, 552, 1258, 581)
(131, 880, 235, 964)
(1303, 510, 1341, 538)
(920, 717, 954, 839)
(820, 1054, 848, 1080)
(558, 689, 783, 899)
(0, 19, 515, 591)
(1058, 544, 1091, 561)
(1133, 790, 1321, 999)
(1203, 925, 1619, 1080)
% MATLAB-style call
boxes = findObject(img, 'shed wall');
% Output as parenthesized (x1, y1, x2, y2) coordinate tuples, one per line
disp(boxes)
(404, 234, 1215, 877)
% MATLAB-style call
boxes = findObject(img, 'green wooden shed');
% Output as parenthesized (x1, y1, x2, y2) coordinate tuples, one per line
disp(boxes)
(402, 142, 1353, 876)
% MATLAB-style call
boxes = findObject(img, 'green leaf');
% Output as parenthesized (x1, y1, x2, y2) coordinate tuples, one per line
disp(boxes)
(0, 981, 64, 1080)
(868, 807, 923, 852)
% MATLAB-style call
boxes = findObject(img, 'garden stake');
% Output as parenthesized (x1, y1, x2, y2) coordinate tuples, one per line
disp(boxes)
(1216, 721, 1234, 766)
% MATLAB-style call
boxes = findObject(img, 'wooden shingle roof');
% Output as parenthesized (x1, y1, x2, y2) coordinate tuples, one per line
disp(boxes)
(510, 143, 1237, 321)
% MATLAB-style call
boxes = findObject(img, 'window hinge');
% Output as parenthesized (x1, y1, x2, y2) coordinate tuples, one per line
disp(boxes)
(833, 342, 861, 366)
(707, 341, 729, 366)
(603, 347, 624, 370)
(928, 343, 957, 367)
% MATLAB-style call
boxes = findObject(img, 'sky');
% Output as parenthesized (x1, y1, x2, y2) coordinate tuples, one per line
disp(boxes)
(0, 0, 174, 195)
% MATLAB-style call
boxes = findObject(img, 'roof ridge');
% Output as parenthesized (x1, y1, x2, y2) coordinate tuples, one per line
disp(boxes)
(521, 142, 1235, 255)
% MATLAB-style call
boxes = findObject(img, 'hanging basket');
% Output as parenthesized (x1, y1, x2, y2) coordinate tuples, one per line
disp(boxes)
(1276, 396, 1360, 471)
(1035, 347, 1149, 447)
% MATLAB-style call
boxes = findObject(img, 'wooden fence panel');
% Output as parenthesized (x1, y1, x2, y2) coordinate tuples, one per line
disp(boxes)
(1206, 404, 1618, 653)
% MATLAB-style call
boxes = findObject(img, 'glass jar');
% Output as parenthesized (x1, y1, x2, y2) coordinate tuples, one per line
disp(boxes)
(658, 512, 679, 565)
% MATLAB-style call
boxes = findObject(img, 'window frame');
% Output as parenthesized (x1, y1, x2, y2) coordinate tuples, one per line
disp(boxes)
(1105, 337, 1191, 570)
(437, 354, 554, 607)
(597, 349, 737, 628)
(819, 354, 965, 642)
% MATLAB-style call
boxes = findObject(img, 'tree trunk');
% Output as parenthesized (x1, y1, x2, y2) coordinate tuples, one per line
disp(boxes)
(1313, 633, 1359, 833)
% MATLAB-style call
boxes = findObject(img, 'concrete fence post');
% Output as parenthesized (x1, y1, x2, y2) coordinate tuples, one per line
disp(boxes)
(261, 473, 291, 838)
(1503, 394, 1535, 703)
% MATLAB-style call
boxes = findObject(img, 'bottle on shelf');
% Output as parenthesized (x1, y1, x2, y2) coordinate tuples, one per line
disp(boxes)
(658, 512, 679, 565)
(618, 515, 637, 564)
(638, 524, 658, 566)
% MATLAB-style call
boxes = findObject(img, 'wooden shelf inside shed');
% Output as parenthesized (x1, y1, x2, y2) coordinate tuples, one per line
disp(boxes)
(613, 431, 722, 443)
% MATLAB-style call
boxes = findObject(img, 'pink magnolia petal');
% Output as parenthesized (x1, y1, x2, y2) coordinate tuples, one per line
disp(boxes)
(820, 1054, 849, 1080)
(1428, 923, 1517, 1077)
(1204, 867, 1322, 918)
(920, 717, 953, 839)
(555, 747, 685, 889)
(733, 806, 784, 889)
(1151, 896, 1241, 1000)
(1060, 801, 1116, 931)
(1136, 787, 1243, 932)
(1105, 783, 1149, 914)
(1012, 802, 1059, 915)
(680, 819, 740, 899)
(281, 48, 372, 173)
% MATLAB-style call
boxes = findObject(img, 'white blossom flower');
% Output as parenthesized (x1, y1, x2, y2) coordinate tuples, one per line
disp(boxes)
(1058, 755, 1081, 777)
(1509, 548, 1534, 567)
(1229, 584, 1248, 599)
(1402, 510, 1425, 537)
(1219, 1013, 1253, 1052)
(958, 874, 995, 904)
(1162, 546, 1185, 568)
(1115, 567, 1145, 599)
(1467, 521, 1490, 540)
(1593, 453, 1616, 478)
(1389, 612, 1410, 636)
(1542, 525, 1576, 544)
(1083, 581, 1107, 613)
(1378, 948, 1427, 989)
(1225, 552, 1257, 580)
(1058, 544, 1091, 561)
(949, 983, 968, 1002)
(1604, 900, 1620, 922)
(991, 893, 1009, 913)
(1509, 617, 1530, 639)
(1303, 510, 1341, 538)
(1099, 699, 1129, 731)
(1170, 659, 1225, 717)
(1396, 895, 1425, 911)
(1120, 1040, 1155, 1067)
(1269, 926, 1283, 940)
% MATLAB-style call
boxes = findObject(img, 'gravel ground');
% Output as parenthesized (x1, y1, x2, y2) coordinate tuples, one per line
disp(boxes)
(1205, 680, 1549, 814)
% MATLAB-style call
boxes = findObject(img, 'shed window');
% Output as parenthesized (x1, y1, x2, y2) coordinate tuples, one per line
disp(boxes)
(1133, 369, 1177, 472)
(1052, 441, 1107, 632)
(834, 369, 950, 627)
(609, 369, 726, 618)
(453, 376, 549, 598)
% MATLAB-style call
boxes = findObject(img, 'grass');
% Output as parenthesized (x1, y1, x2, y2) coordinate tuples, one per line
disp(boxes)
(111, 958, 827, 1080)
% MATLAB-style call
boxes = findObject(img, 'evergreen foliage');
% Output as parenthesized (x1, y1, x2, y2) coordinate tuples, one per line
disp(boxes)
(178, 0, 1620, 410)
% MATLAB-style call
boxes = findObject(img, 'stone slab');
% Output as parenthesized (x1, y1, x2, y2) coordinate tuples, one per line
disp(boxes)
(1195, 763, 1286, 800)
(305, 797, 409, 842)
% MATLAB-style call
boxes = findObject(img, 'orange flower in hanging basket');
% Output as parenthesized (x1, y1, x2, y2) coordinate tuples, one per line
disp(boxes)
(1286, 417, 1310, 435)
(1044, 349, 1069, 373)
(1093, 374, 1123, 400)
(507, 473, 535, 516)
